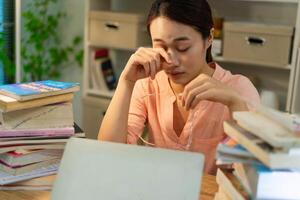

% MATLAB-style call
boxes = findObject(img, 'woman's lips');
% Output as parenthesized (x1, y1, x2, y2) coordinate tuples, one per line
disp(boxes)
(166, 71, 185, 78)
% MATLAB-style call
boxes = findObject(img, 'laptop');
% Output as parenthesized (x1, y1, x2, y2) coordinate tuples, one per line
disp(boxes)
(51, 138, 205, 200)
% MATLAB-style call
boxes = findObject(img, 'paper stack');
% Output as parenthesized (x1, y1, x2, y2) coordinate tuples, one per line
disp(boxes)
(0, 80, 84, 190)
(215, 106, 300, 200)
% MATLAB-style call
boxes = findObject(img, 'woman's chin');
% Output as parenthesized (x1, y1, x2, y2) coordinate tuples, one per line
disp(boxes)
(167, 74, 189, 85)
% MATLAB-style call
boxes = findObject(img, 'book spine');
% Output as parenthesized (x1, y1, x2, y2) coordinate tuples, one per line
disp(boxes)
(0, 127, 74, 137)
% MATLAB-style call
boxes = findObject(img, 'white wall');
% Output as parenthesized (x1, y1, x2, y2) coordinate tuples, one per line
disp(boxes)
(57, 0, 85, 127)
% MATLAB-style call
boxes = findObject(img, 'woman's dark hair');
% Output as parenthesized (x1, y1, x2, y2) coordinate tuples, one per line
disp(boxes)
(147, 0, 214, 63)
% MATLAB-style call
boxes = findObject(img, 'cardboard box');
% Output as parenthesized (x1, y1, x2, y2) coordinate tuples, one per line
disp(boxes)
(89, 11, 151, 49)
(223, 22, 293, 68)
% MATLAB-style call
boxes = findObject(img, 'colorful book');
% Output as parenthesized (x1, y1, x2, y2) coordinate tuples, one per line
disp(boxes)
(0, 102, 74, 130)
(0, 149, 63, 166)
(233, 111, 300, 149)
(0, 80, 79, 101)
(216, 143, 260, 165)
(244, 164, 300, 200)
(223, 121, 300, 169)
(0, 93, 74, 112)
(0, 123, 84, 140)
(0, 174, 56, 190)
(0, 127, 74, 138)
(0, 158, 60, 175)
(0, 163, 58, 185)
(0, 143, 66, 154)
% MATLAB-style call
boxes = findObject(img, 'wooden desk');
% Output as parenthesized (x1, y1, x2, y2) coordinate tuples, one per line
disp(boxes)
(0, 174, 218, 200)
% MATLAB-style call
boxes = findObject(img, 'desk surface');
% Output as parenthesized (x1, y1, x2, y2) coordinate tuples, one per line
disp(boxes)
(0, 174, 218, 200)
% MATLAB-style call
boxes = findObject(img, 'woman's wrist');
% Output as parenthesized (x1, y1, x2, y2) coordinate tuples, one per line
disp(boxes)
(119, 74, 136, 89)
(228, 93, 248, 112)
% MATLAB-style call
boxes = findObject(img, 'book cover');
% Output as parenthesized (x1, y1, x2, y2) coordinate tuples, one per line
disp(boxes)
(0, 93, 74, 112)
(245, 164, 300, 200)
(0, 80, 79, 101)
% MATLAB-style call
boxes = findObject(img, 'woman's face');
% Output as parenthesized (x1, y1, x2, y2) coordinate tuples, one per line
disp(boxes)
(150, 16, 211, 85)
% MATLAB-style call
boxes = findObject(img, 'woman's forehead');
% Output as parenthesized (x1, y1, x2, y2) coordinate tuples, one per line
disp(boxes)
(150, 17, 201, 42)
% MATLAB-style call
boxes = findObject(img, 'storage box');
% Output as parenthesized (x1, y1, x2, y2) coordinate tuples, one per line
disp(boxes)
(223, 22, 294, 68)
(89, 11, 151, 50)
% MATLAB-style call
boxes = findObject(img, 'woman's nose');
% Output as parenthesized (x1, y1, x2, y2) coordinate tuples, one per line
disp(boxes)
(166, 51, 179, 66)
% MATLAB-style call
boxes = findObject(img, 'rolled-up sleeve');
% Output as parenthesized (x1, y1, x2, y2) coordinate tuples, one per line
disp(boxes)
(233, 76, 260, 111)
(222, 75, 261, 146)
(127, 80, 147, 144)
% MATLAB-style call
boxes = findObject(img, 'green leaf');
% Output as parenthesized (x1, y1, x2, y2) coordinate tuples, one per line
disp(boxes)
(72, 36, 82, 45)
(21, 0, 83, 81)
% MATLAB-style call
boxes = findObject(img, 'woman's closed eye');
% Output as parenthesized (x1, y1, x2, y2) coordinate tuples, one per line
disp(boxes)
(176, 46, 190, 52)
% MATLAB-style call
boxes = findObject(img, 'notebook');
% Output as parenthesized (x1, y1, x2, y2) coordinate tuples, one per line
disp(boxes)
(51, 138, 205, 200)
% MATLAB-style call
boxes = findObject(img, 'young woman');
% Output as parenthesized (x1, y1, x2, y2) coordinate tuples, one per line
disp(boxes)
(98, 0, 260, 174)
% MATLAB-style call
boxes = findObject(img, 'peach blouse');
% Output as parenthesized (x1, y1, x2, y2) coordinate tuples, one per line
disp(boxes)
(127, 63, 260, 174)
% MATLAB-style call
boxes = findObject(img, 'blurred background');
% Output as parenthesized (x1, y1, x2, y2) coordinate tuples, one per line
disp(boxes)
(1, 0, 300, 139)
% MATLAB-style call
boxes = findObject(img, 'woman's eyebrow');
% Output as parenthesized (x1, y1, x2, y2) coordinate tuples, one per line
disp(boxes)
(153, 36, 190, 43)
(174, 36, 190, 42)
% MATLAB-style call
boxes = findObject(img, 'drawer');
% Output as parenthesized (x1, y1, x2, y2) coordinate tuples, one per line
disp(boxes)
(89, 11, 151, 50)
(223, 22, 294, 68)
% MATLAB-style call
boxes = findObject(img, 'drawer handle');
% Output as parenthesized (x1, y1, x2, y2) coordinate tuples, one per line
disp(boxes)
(245, 36, 266, 46)
(104, 22, 119, 31)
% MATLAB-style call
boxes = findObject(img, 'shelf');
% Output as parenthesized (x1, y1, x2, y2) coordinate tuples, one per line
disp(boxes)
(87, 89, 114, 98)
(213, 56, 291, 70)
(233, 0, 299, 3)
(88, 42, 138, 51)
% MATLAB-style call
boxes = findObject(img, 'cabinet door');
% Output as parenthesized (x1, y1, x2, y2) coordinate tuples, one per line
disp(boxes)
(291, 48, 300, 114)
(82, 96, 110, 139)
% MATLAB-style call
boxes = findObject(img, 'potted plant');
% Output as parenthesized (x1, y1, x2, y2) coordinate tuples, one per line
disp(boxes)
(21, 0, 83, 81)
(0, 32, 15, 83)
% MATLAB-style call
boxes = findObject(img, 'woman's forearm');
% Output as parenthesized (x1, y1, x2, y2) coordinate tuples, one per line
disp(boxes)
(98, 79, 135, 143)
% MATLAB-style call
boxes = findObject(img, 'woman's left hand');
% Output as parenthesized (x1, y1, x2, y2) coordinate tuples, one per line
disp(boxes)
(182, 73, 248, 112)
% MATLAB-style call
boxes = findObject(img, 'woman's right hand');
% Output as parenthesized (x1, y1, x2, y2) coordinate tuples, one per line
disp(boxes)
(120, 47, 172, 83)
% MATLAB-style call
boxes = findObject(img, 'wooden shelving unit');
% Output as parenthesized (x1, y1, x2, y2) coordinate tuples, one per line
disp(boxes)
(82, 0, 300, 138)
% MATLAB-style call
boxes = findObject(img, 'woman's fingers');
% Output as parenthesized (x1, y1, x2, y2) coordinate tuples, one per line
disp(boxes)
(183, 81, 214, 110)
(138, 48, 169, 79)
(148, 49, 162, 73)
(155, 48, 172, 64)
(190, 91, 210, 109)
(124, 47, 171, 82)
(182, 75, 209, 102)
(134, 53, 150, 77)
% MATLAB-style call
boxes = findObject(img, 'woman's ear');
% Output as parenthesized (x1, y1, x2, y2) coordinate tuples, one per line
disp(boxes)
(206, 28, 214, 50)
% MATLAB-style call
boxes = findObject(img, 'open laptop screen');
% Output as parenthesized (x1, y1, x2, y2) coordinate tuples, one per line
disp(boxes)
(51, 138, 204, 200)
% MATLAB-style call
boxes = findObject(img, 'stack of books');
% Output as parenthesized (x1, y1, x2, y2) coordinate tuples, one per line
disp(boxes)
(0, 80, 84, 190)
(215, 106, 300, 200)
